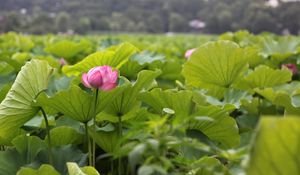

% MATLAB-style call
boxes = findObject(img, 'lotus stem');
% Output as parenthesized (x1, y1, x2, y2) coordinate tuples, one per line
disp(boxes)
(40, 107, 53, 165)
(84, 122, 92, 166)
(118, 114, 122, 175)
(92, 89, 99, 167)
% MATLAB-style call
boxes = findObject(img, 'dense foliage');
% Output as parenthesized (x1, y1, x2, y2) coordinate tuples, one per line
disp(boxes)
(0, 31, 300, 175)
(0, 0, 300, 34)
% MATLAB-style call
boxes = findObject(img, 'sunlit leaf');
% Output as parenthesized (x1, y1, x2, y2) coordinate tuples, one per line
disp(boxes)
(17, 164, 60, 175)
(62, 43, 138, 76)
(67, 162, 100, 175)
(244, 65, 292, 88)
(244, 46, 264, 67)
(0, 60, 54, 145)
(247, 117, 300, 175)
(182, 41, 248, 88)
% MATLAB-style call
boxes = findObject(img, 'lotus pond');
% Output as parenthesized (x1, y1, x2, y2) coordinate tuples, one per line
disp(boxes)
(0, 31, 300, 175)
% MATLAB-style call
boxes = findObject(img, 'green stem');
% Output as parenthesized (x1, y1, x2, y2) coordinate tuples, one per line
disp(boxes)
(40, 107, 53, 165)
(118, 115, 122, 175)
(84, 122, 92, 166)
(92, 89, 99, 167)
(0, 145, 4, 151)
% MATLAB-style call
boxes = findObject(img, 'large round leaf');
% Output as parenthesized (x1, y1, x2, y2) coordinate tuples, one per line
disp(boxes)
(182, 41, 248, 88)
(0, 59, 54, 145)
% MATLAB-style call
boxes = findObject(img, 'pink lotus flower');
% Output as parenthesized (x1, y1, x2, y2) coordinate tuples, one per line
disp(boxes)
(82, 65, 118, 91)
(282, 64, 298, 75)
(184, 48, 196, 59)
(59, 58, 67, 66)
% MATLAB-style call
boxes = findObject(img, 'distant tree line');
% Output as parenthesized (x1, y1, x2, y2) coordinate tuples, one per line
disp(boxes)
(0, 0, 299, 34)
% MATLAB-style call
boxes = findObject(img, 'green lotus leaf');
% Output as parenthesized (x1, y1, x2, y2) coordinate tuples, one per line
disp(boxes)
(182, 41, 248, 88)
(96, 70, 161, 122)
(0, 59, 54, 145)
(120, 51, 164, 79)
(247, 117, 300, 175)
(189, 106, 240, 148)
(244, 65, 292, 88)
(17, 164, 60, 175)
(260, 36, 300, 61)
(44, 40, 84, 61)
(255, 82, 300, 115)
(0, 135, 46, 175)
(38, 145, 87, 174)
(0, 61, 14, 75)
(62, 42, 138, 76)
(90, 127, 119, 153)
(0, 83, 12, 102)
(244, 46, 264, 67)
(196, 88, 253, 110)
(139, 88, 194, 124)
(45, 126, 84, 146)
(37, 83, 129, 123)
(190, 156, 229, 175)
(67, 162, 100, 175)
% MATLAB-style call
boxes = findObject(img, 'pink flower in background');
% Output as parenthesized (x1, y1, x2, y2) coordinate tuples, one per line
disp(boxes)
(189, 20, 206, 29)
(265, 0, 279, 8)
(184, 48, 196, 59)
(59, 58, 67, 66)
(82, 65, 118, 91)
(282, 64, 298, 75)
